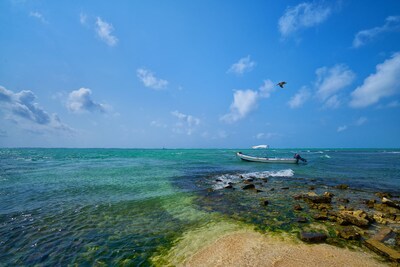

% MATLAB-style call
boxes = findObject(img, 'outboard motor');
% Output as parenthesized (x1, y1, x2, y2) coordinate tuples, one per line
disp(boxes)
(294, 153, 307, 163)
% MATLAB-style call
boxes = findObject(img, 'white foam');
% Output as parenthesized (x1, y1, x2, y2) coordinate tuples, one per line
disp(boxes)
(212, 169, 294, 190)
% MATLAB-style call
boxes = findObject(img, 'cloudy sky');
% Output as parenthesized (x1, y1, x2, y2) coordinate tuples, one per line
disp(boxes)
(1, 0, 400, 148)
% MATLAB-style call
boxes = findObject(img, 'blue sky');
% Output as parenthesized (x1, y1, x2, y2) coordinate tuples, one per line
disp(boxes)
(1, 0, 400, 148)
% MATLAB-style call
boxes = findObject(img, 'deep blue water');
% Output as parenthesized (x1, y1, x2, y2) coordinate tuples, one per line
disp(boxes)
(0, 148, 399, 265)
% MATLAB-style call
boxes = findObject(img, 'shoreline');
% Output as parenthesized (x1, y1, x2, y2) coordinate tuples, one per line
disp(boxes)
(153, 221, 389, 266)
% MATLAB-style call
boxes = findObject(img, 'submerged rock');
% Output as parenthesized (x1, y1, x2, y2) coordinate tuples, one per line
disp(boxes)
(335, 184, 349, 190)
(299, 232, 327, 243)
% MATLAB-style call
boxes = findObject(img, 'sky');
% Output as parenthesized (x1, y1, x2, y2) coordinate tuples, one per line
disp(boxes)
(1, 0, 400, 148)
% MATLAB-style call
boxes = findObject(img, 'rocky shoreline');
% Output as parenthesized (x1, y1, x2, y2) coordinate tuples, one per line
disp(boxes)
(198, 171, 400, 264)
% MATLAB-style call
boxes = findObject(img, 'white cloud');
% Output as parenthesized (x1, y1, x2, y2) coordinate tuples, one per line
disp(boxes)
(0, 86, 73, 134)
(80, 13, 88, 25)
(288, 87, 311, 108)
(258, 80, 276, 98)
(337, 125, 347, 132)
(95, 17, 118, 46)
(137, 68, 168, 90)
(227, 56, 256, 75)
(350, 53, 400, 108)
(29, 11, 47, 24)
(221, 79, 277, 123)
(315, 64, 355, 101)
(353, 16, 400, 48)
(355, 117, 367, 126)
(278, 2, 331, 37)
(324, 95, 341, 109)
(67, 88, 108, 113)
(171, 111, 200, 135)
(221, 89, 259, 123)
(150, 120, 167, 128)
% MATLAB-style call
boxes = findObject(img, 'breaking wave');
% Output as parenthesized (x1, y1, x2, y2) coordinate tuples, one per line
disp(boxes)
(212, 169, 294, 190)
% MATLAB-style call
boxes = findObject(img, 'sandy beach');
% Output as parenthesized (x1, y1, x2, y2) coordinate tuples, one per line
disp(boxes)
(184, 230, 387, 267)
(154, 221, 389, 266)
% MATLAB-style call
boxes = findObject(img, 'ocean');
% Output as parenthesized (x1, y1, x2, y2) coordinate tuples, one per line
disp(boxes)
(0, 148, 399, 265)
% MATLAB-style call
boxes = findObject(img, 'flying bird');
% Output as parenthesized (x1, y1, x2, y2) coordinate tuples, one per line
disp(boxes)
(277, 81, 287, 88)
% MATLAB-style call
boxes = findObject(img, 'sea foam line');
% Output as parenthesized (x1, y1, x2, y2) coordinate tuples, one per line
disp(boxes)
(212, 169, 294, 190)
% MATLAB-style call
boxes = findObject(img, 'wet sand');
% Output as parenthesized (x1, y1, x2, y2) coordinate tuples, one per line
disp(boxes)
(184, 230, 387, 267)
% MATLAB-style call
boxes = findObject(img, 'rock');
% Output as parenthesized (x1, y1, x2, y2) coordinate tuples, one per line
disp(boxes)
(365, 199, 376, 208)
(299, 232, 327, 243)
(243, 180, 253, 184)
(293, 204, 303, 211)
(309, 203, 332, 211)
(270, 188, 275, 191)
(375, 192, 392, 199)
(309, 186, 315, 190)
(313, 212, 328, 220)
(281, 187, 289, 190)
(337, 210, 372, 227)
(382, 197, 400, 209)
(374, 203, 399, 214)
(338, 198, 350, 203)
(242, 184, 255, 190)
(337, 226, 361, 240)
(260, 177, 268, 182)
(324, 192, 334, 198)
(215, 178, 223, 182)
(365, 239, 400, 262)
(335, 184, 349, 190)
(298, 192, 332, 204)
(260, 199, 269, 206)
(244, 178, 254, 183)
(296, 217, 308, 223)
(224, 184, 233, 189)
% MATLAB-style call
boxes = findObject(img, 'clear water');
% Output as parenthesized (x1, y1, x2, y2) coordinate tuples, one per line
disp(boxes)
(0, 148, 399, 265)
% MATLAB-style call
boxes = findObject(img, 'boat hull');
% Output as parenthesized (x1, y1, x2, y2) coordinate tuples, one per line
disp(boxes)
(236, 152, 298, 164)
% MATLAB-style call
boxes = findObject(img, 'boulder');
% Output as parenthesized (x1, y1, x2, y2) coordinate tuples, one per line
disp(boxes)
(296, 192, 332, 204)
(293, 204, 303, 211)
(335, 184, 349, 190)
(337, 210, 372, 227)
(296, 217, 308, 223)
(260, 199, 269, 206)
(242, 184, 255, 190)
(375, 192, 392, 198)
(300, 232, 327, 243)
(382, 197, 400, 209)
(365, 199, 376, 208)
(313, 212, 329, 221)
(336, 226, 361, 240)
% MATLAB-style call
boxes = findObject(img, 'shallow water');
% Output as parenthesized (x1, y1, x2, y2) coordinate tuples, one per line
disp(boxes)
(0, 148, 399, 265)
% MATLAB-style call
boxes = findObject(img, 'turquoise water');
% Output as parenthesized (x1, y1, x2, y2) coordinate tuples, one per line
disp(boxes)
(0, 148, 399, 265)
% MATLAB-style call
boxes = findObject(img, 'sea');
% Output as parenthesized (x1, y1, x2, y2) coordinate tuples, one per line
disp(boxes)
(0, 148, 399, 266)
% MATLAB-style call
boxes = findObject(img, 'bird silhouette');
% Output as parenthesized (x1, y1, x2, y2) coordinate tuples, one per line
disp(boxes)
(277, 81, 287, 88)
